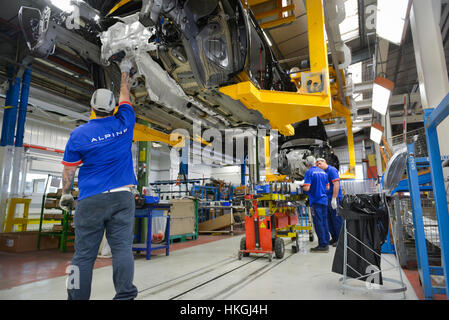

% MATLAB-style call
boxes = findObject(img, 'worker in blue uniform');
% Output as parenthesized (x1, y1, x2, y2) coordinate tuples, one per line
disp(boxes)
(59, 59, 138, 300)
(301, 156, 330, 253)
(316, 158, 343, 247)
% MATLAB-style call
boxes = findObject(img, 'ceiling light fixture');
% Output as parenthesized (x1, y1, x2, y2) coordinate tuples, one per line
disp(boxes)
(370, 122, 384, 145)
(372, 76, 394, 116)
(376, 0, 410, 45)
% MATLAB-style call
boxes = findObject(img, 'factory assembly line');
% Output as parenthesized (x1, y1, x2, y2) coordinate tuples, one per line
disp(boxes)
(1, 0, 448, 304)
(17, 0, 354, 179)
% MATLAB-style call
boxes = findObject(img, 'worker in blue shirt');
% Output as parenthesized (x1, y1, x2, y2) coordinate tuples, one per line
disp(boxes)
(316, 158, 343, 247)
(301, 156, 330, 252)
(59, 59, 138, 300)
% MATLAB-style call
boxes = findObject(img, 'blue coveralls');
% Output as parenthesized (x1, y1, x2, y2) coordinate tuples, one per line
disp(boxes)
(325, 165, 343, 242)
(304, 166, 330, 248)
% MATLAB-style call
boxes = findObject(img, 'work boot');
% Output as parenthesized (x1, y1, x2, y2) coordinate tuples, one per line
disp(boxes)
(310, 245, 329, 253)
(329, 239, 337, 246)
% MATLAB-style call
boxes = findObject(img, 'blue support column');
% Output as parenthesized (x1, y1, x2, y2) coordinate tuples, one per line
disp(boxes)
(1, 67, 14, 130)
(423, 108, 449, 298)
(179, 142, 189, 177)
(1, 68, 21, 146)
(406, 143, 433, 299)
(15, 68, 32, 147)
(241, 155, 247, 186)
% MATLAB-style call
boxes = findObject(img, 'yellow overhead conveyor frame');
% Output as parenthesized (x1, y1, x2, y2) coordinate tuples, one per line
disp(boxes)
(220, 0, 332, 137)
(323, 68, 356, 179)
(104, 0, 356, 177)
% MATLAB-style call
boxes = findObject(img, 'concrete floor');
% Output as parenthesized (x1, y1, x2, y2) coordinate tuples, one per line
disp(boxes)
(0, 233, 418, 300)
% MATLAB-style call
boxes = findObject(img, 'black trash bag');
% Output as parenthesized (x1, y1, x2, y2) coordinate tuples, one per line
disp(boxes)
(332, 193, 389, 285)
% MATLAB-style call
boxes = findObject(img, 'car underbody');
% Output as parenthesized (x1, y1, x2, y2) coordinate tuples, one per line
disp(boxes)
(16, 0, 339, 180)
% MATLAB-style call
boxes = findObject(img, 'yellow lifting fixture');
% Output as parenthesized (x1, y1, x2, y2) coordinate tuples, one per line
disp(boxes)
(222, 0, 357, 179)
(220, 0, 333, 137)
(322, 67, 357, 179)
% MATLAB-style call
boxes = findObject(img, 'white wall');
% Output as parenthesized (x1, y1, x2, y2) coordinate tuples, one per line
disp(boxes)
(211, 166, 242, 186)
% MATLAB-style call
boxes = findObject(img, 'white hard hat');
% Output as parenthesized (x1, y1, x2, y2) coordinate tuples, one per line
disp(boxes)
(306, 155, 316, 167)
(91, 88, 116, 112)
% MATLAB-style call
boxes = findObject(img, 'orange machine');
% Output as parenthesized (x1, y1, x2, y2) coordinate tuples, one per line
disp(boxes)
(238, 194, 285, 261)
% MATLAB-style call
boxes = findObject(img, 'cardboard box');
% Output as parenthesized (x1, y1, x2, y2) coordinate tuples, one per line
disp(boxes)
(45, 199, 58, 209)
(170, 217, 195, 236)
(169, 199, 195, 219)
(43, 213, 65, 220)
(0, 232, 39, 253)
(39, 234, 60, 250)
(199, 213, 234, 231)
(168, 199, 196, 236)
(0, 231, 62, 252)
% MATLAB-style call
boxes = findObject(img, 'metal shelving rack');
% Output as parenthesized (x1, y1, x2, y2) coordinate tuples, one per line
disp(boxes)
(403, 93, 449, 299)
(197, 200, 245, 235)
(149, 179, 206, 200)
(37, 174, 75, 252)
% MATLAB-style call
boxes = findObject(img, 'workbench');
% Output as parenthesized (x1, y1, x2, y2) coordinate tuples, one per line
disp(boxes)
(133, 203, 171, 260)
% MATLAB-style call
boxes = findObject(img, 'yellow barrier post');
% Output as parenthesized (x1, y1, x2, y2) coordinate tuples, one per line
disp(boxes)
(4, 198, 31, 232)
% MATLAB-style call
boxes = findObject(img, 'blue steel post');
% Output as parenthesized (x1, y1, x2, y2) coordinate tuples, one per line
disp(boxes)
(241, 155, 247, 186)
(0, 67, 14, 144)
(179, 142, 189, 193)
(1, 68, 21, 146)
(15, 68, 32, 147)
(424, 107, 449, 298)
(406, 142, 433, 299)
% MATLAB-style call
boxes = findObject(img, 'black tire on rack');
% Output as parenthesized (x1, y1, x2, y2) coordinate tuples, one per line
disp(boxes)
(240, 237, 249, 257)
(274, 237, 285, 259)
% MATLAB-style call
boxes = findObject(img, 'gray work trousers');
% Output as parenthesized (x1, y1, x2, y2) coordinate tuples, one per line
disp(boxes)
(67, 191, 138, 300)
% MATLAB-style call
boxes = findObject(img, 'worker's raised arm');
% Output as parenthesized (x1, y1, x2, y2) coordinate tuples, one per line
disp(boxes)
(119, 60, 133, 105)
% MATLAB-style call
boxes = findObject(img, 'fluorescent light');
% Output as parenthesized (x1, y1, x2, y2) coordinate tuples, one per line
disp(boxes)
(152, 142, 162, 148)
(52, 0, 76, 12)
(263, 30, 272, 47)
(372, 84, 390, 115)
(376, 0, 409, 45)
(370, 123, 384, 145)
(371, 76, 394, 115)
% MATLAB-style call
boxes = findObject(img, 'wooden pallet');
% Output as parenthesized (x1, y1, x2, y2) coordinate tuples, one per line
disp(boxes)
(169, 233, 198, 243)
(43, 213, 65, 220)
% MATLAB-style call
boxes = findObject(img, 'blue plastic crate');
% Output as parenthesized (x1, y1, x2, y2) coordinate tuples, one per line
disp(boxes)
(255, 185, 271, 194)
(144, 196, 160, 204)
